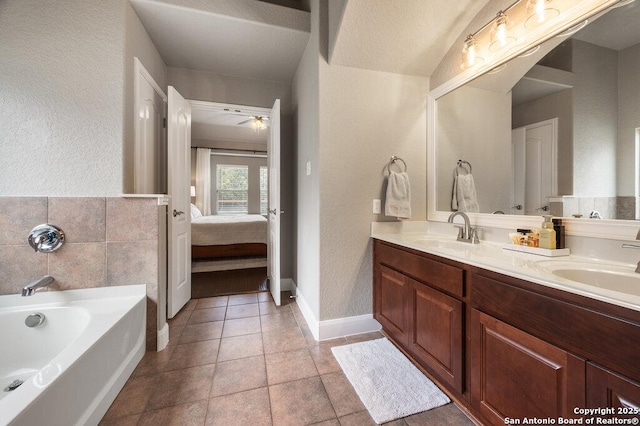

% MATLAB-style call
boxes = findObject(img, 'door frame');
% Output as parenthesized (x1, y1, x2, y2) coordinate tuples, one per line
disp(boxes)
(186, 100, 281, 301)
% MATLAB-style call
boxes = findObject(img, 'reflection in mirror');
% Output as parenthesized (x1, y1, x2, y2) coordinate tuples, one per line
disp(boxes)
(436, 0, 640, 220)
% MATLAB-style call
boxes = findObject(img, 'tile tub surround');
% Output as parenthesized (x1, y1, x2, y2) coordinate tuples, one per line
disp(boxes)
(100, 293, 474, 425)
(0, 196, 161, 350)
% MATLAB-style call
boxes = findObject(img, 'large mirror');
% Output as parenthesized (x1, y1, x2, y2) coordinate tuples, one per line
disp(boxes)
(435, 0, 640, 221)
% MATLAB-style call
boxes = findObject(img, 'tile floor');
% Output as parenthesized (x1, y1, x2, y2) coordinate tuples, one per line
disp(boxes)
(100, 292, 475, 425)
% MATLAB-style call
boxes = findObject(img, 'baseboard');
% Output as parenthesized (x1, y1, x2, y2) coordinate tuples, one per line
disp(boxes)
(318, 314, 381, 341)
(294, 285, 381, 342)
(157, 322, 169, 351)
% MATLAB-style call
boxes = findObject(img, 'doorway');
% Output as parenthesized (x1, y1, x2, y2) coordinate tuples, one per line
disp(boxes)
(511, 118, 558, 215)
(187, 100, 281, 305)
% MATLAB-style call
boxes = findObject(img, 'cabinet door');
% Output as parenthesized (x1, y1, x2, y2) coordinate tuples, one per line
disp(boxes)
(410, 279, 463, 393)
(587, 363, 640, 419)
(471, 309, 585, 425)
(375, 264, 410, 346)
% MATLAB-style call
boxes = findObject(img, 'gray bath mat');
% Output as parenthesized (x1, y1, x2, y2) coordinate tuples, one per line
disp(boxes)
(331, 338, 450, 424)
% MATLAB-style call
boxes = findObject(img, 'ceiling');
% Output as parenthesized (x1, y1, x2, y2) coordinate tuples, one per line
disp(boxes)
(129, 0, 311, 82)
(129, 0, 495, 143)
(329, 0, 491, 77)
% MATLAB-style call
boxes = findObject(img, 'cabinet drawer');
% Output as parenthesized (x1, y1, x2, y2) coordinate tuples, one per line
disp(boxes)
(375, 241, 464, 298)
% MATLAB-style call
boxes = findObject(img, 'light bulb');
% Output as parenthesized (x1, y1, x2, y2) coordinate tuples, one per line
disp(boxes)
(535, 0, 546, 23)
(496, 17, 508, 46)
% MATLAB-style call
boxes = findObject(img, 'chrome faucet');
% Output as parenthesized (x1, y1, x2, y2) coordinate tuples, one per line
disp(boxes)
(22, 276, 55, 296)
(622, 229, 640, 273)
(447, 211, 482, 244)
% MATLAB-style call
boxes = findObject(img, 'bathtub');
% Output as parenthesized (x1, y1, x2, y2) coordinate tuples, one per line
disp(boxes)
(0, 285, 146, 426)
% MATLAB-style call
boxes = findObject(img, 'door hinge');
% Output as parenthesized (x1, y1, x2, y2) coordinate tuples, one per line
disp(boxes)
(163, 117, 167, 128)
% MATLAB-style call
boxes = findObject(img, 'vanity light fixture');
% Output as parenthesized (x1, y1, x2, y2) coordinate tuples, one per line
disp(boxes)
(555, 19, 588, 37)
(525, 0, 559, 28)
(461, 34, 483, 69)
(490, 11, 516, 51)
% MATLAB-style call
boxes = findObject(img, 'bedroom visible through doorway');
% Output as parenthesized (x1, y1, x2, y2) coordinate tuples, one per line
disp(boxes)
(188, 100, 280, 300)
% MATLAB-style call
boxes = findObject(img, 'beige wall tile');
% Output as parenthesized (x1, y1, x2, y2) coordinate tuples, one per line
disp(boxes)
(107, 198, 158, 242)
(0, 245, 48, 294)
(0, 197, 47, 245)
(48, 243, 106, 290)
(48, 197, 106, 242)
(107, 241, 158, 286)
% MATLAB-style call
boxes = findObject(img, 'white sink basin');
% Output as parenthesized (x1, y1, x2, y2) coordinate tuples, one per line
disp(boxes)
(409, 238, 498, 258)
(538, 261, 640, 297)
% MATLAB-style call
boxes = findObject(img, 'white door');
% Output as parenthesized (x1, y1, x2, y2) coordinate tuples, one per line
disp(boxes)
(267, 99, 281, 306)
(167, 86, 192, 318)
(133, 58, 167, 194)
(512, 119, 557, 216)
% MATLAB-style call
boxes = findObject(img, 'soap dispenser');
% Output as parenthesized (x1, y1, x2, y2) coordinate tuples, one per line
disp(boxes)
(539, 215, 556, 249)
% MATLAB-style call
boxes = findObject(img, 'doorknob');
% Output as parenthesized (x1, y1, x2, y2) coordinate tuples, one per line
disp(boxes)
(511, 205, 523, 210)
(538, 205, 550, 211)
(173, 209, 184, 217)
(268, 209, 277, 215)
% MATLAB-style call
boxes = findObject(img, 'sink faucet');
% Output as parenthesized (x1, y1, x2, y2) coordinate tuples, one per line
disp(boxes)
(448, 211, 481, 244)
(22, 275, 55, 296)
(622, 229, 640, 273)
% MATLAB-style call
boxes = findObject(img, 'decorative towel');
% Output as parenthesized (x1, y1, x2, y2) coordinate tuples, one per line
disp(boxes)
(452, 174, 479, 213)
(385, 171, 411, 219)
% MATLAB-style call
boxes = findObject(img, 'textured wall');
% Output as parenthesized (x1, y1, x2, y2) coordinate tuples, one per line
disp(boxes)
(318, 60, 429, 320)
(617, 42, 640, 197)
(292, 0, 321, 320)
(0, 0, 126, 196)
(436, 85, 512, 213)
(572, 40, 618, 197)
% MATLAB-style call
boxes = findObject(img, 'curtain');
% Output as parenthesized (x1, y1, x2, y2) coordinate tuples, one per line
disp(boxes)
(195, 148, 212, 216)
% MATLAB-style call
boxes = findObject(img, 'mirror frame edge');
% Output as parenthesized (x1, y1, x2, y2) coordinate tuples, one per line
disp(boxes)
(426, 0, 640, 241)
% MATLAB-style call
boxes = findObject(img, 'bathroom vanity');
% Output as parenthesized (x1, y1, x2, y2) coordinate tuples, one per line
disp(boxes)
(372, 235, 640, 426)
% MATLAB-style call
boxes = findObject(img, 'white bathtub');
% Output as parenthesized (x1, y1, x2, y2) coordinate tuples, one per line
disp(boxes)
(0, 285, 146, 426)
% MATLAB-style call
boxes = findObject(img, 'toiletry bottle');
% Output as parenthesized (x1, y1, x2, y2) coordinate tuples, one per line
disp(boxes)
(552, 218, 565, 249)
(539, 215, 556, 249)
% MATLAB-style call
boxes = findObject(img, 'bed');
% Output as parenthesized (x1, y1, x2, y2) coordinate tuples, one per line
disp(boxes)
(191, 205, 268, 260)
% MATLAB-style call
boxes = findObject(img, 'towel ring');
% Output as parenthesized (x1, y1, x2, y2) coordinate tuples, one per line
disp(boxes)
(387, 156, 407, 175)
(456, 160, 472, 176)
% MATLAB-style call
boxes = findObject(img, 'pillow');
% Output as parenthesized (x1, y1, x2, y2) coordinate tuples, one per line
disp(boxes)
(190, 203, 202, 220)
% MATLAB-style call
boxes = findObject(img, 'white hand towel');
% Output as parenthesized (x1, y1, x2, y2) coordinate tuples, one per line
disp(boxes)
(452, 174, 479, 213)
(385, 171, 411, 219)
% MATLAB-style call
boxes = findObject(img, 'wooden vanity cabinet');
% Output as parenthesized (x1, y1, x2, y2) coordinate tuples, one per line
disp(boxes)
(373, 240, 465, 393)
(587, 363, 640, 417)
(373, 239, 640, 426)
(470, 309, 585, 424)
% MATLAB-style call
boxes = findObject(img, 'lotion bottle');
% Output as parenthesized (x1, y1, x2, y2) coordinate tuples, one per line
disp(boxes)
(538, 215, 556, 249)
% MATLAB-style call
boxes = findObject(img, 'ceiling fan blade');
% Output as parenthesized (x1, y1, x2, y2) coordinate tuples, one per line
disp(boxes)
(237, 118, 253, 125)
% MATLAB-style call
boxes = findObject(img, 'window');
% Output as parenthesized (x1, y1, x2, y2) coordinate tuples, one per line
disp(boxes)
(216, 165, 248, 214)
(260, 166, 268, 215)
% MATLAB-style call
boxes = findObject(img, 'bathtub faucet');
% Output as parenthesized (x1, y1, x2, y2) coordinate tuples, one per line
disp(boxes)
(22, 275, 55, 296)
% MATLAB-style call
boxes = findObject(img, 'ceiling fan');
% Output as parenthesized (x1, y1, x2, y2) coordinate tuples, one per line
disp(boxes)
(236, 115, 270, 130)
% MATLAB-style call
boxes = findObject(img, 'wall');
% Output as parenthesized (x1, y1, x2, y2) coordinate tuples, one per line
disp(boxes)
(168, 67, 294, 280)
(572, 40, 618, 197)
(618, 42, 640, 197)
(317, 0, 430, 321)
(0, 0, 126, 196)
(437, 85, 512, 213)
(292, 0, 321, 322)
(0, 197, 162, 351)
(512, 89, 574, 196)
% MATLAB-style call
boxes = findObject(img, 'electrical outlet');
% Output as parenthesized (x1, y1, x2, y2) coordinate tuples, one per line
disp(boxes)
(373, 199, 381, 214)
